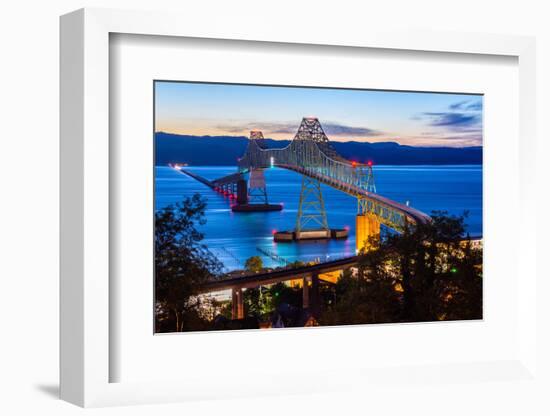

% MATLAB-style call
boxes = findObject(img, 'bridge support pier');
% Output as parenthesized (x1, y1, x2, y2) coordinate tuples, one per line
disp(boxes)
(231, 288, 244, 320)
(356, 213, 380, 253)
(236, 179, 248, 205)
(295, 175, 329, 239)
(248, 168, 269, 204)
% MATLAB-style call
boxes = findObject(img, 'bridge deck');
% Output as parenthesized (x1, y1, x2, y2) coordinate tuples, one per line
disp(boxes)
(277, 164, 431, 225)
(180, 164, 430, 228)
(179, 169, 245, 187)
(211, 171, 243, 185)
(179, 169, 214, 188)
(200, 256, 359, 293)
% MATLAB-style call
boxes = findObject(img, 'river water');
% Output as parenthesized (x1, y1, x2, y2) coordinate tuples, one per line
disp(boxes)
(155, 165, 482, 272)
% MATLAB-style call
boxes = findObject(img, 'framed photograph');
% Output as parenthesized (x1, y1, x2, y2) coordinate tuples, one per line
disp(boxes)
(60, 8, 538, 408)
(153, 80, 483, 334)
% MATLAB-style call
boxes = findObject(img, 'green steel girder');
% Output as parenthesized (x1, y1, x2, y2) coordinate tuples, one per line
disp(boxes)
(236, 118, 430, 232)
(296, 175, 329, 233)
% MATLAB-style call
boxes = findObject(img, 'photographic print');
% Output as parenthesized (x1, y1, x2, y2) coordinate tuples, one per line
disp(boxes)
(154, 81, 483, 333)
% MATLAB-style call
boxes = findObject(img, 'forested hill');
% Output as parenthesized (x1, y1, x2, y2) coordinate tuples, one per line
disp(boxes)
(155, 132, 482, 166)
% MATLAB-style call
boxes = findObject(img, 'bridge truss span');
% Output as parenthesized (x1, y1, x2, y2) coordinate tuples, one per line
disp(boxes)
(237, 117, 431, 232)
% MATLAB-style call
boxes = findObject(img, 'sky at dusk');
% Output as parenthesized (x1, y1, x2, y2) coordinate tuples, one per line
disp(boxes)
(155, 81, 483, 148)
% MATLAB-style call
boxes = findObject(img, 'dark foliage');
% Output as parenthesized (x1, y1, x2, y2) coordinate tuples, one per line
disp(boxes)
(155, 194, 222, 332)
(244, 256, 263, 273)
(156, 206, 481, 332)
(321, 211, 482, 325)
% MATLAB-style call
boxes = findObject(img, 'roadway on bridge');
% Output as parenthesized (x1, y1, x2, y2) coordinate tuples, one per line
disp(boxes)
(200, 255, 359, 293)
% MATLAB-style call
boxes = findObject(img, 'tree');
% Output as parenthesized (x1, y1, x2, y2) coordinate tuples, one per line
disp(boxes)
(269, 282, 301, 310)
(358, 211, 482, 323)
(244, 256, 263, 273)
(321, 211, 482, 326)
(155, 194, 222, 332)
(320, 249, 402, 326)
(242, 287, 273, 318)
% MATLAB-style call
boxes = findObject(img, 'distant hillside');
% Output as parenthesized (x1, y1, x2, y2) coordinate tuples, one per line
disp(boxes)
(155, 132, 482, 166)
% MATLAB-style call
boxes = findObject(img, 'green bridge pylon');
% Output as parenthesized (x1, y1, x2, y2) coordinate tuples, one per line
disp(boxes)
(248, 168, 269, 204)
(295, 175, 329, 237)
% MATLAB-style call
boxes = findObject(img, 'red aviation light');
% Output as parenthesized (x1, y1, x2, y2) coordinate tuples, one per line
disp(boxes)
(367, 160, 373, 167)
(351, 161, 357, 168)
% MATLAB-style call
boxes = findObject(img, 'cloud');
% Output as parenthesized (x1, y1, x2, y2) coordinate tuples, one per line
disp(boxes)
(216, 122, 296, 135)
(448, 99, 483, 111)
(409, 132, 482, 147)
(322, 123, 383, 137)
(422, 112, 481, 129)
(465, 101, 483, 111)
(217, 120, 384, 138)
(261, 123, 297, 135)
(413, 98, 483, 145)
(440, 133, 482, 143)
(449, 100, 470, 110)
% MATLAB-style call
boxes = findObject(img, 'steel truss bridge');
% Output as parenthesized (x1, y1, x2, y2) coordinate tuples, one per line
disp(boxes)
(237, 117, 431, 234)
(186, 117, 433, 320)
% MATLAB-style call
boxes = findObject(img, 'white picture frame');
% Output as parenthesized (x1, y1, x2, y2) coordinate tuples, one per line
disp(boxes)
(60, 8, 538, 408)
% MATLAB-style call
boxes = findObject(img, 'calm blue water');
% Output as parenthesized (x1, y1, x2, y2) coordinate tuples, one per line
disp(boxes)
(155, 165, 482, 272)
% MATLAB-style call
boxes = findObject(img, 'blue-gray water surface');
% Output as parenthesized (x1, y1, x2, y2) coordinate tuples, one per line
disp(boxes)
(155, 165, 482, 272)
